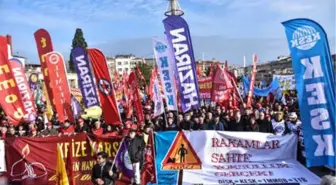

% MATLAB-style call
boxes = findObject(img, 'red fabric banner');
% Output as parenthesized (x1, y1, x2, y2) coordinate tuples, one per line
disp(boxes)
(141, 132, 157, 184)
(128, 71, 144, 125)
(4, 134, 128, 185)
(34, 29, 55, 109)
(88, 48, 121, 125)
(198, 77, 212, 100)
(211, 64, 233, 104)
(0, 36, 26, 125)
(9, 58, 37, 117)
(45, 52, 74, 123)
(246, 54, 258, 108)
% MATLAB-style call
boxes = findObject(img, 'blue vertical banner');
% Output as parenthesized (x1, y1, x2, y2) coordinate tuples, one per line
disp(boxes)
(71, 47, 100, 108)
(163, 15, 200, 113)
(282, 18, 335, 167)
(153, 38, 178, 111)
(154, 131, 179, 185)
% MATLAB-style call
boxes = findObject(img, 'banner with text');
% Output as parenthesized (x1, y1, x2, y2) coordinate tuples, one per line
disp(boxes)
(34, 29, 55, 109)
(163, 16, 200, 113)
(71, 47, 100, 108)
(0, 36, 27, 125)
(273, 75, 296, 90)
(88, 48, 121, 125)
(9, 58, 37, 118)
(283, 18, 335, 167)
(153, 38, 178, 111)
(198, 77, 212, 101)
(154, 131, 320, 185)
(45, 52, 74, 123)
(0, 140, 5, 172)
(4, 134, 125, 185)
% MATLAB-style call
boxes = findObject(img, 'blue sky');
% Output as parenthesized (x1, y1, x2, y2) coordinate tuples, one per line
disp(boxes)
(0, 0, 335, 65)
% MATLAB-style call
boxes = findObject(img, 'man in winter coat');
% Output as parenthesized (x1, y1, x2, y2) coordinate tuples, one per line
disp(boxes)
(91, 152, 119, 185)
(126, 124, 146, 185)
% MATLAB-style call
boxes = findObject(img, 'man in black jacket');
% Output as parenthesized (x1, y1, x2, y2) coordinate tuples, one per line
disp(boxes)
(91, 152, 119, 185)
(126, 126, 146, 185)
(257, 112, 273, 133)
(229, 111, 247, 131)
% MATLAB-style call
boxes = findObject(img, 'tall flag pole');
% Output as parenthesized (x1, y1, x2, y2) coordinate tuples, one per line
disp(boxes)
(282, 18, 335, 167)
(163, 0, 200, 113)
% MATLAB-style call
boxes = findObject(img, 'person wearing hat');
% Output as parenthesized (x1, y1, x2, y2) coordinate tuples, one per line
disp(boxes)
(287, 112, 305, 164)
(58, 120, 75, 136)
(126, 124, 145, 185)
(29, 127, 40, 137)
(75, 118, 89, 133)
(271, 112, 290, 136)
(287, 112, 301, 134)
(257, 112, 273, 133)
(41, 122, 58, 136)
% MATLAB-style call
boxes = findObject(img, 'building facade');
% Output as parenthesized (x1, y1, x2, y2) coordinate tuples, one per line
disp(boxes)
(114, 54, 145, 75)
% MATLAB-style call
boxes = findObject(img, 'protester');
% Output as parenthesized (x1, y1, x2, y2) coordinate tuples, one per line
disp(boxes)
(58, 120, 75, 136)
(91, 151, 119, 185)
(41, 122, 58, 136)
(126, 124, 146, 185)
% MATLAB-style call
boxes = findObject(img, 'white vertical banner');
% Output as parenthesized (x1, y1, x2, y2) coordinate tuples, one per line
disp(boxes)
(0, 140, 6, 172)
(153, 77, 164, 117)
(153, 38, 178, 111)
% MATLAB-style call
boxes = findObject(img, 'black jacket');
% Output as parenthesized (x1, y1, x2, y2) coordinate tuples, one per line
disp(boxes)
(257, 119, 273, 133)
(91, 162, 119, 185)
(229, 119, 247, 131)
(180, 120, 194, 130)
(126, 135, 146, 163)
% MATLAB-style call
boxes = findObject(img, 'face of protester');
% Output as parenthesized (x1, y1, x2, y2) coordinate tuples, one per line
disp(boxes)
(126, 123, 131, 129)
(168, 118, 174, 125)
(199, 117, 204, 124)
(235, 112, 241, 121)
(178, 114, 183, 122)
(129, 131, 136, 139)
(47, 124, 52, 130)
(207, 112, 213, 120)
(250, 118, 256, 125)
(276, 113, 282, 121)
(9, 127, 15, 135)
(1, 127, 7, 134)
(107, 125, 112, 131)
(96, 155, 106, 166)
(259, 112, 265, 120)
(64, 122, 70, 128)
(194, 117, 199, 124)
(18, 126, 24, 131)
(276, 104, 282, 111)
(168, 112, 174, 118)
(225, 115, 230, 121)
(184, 115, 191, 121)
(145, 114, 151, 120)
(94, 121, 101, 129)
(215, 117, 220, 123)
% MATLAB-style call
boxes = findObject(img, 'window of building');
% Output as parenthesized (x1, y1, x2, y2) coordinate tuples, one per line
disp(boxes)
(124, 61, 129, 65)
(118, 68, 122, 72)
(117, 62, 122, 65)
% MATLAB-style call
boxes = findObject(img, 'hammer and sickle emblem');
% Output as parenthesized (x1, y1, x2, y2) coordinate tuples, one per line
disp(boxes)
(41, 37, 47, 48)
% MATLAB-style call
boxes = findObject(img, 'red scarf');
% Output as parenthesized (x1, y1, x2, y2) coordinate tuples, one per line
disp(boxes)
(92, 127, 104, 136)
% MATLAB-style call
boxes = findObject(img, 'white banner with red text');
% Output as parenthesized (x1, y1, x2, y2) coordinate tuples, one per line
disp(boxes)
(155, 131, 320, 185)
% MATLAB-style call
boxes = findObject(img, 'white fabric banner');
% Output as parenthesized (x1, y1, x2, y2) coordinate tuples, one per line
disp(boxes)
(153, 77, 164, 117)
(181, 131, 320, 185)
(153, 38, 178, 111)
(273, 75, 296, 90)
(0, 140, 6, 172)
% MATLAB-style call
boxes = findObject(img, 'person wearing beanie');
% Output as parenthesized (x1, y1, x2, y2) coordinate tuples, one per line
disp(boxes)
(271, 112, 290, 136)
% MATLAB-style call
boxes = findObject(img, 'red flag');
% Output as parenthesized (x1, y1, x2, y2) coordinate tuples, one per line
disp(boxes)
(9, 59, 37, 117)
(88, 48, 121, 125)
(66, 144, 75, 185)
(211, 64, 234, 104)
(34, 29, 55, 109)
(246, 54, 258, 108)
(141, 132, 157, 184)
(45, 52, 74, 123)
(128, 71, 144, 124)
(224, 60, 228, 70)
(0, 36, 26, 125)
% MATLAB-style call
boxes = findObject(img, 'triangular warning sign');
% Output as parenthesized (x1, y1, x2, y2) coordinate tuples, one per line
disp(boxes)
(162, 132, 202, 170)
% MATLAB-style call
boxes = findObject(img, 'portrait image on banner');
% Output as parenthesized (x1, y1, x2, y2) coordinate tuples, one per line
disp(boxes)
(163, 16, 200, 113)
(273, 75, 296, 90)
(283, 18, 335, 167)
(71, 47, 99, 108)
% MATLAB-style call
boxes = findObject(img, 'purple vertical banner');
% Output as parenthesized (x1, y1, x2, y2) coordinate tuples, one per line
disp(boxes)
(71, 47, 100, 108)
(163, 15, 200, 113)
(28, 73, 39, 92)
(71, 95, 82, 120)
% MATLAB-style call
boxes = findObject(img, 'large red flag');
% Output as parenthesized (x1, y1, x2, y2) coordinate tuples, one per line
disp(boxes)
(211, 63, 234, 104)
(0, 36, 26, 125)
(34, 29, 55, 109)
(128, 71, 144, 125)
(9, 58, 37, 117)
(88, 48, 121, 125)
(45, 52, 74, 123)
(141, 131, 157, 184)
